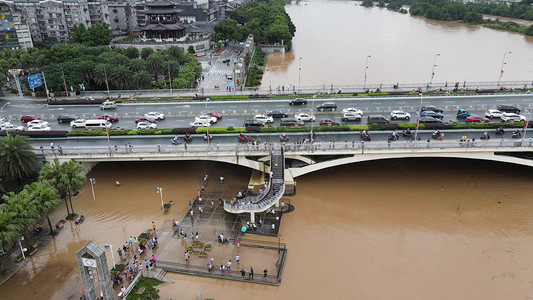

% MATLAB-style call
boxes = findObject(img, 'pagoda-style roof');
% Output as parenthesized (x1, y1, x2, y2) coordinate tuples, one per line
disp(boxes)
(141, 22, 185, 31)
(146, 0, 174, 7)
(145, 8, 183, 14)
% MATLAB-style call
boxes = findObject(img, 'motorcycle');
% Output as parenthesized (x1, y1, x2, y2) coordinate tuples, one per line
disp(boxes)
(280, 134, 289, 142)
(432, 132, 445, 140)
(480, 133, 490, 140)
(512, 132, 522, 139)
(203, 133, 213, 140)
(388, 133, 399, 142)
(238, 135, 252, 143)
(171, 137, 182, 145)
(360, 133, 371, 142)
(495, 127, 505, 135)
(184, 134, 193, 142)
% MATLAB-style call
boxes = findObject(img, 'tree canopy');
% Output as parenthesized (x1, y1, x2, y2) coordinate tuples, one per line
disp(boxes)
(72, 23, 113, 47)
(0, 136, 37, 182)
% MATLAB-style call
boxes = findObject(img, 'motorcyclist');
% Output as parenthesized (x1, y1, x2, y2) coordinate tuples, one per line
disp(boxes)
(513, 130, 521, 137)
(405, 127, 411, 135)
(496, 126, 504, 134)
(186, 133, 191, 139)
(433, 130, 441, 137)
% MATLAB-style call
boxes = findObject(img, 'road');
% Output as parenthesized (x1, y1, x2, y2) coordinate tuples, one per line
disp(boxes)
(1, 93, 533, 132)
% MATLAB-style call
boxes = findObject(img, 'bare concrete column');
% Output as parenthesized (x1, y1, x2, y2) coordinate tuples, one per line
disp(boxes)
(250, 212, 255, 224)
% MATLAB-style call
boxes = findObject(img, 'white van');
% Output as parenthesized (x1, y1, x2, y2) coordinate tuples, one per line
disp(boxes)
(100, 100, 116, 110)
(84, 119, 112, 129)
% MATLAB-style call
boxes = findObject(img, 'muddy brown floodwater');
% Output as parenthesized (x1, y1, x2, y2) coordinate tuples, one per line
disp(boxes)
(1, 158, 533, 299)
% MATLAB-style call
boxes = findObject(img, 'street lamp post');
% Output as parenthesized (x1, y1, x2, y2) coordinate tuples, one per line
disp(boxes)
(363, 55, 371, 91)
(168, 64, 173, 94)
(103, 66, 110, 95)
(429, 53, 440, 87)
(1, 102, 11, 117)
(298, 57, 302, 92)
(19, 236, 26, 260)
(105, 244, 116, 269)
(156, 187, 164, 210)
(89, 178, 96, 200)
(497, 51, 511, 87)
(414, 93, 422, 147)
(59, 65, 68, 96)
(277, 233, 282, 254)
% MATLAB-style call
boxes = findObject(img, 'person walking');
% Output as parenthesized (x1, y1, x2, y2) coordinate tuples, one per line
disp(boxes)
(263, 269, 268, 280)
(236, 253, 240, 263)
(240, 268, 246, 278)
(236, 237, 240, 248)
(226, 260, 232, 271)
(220, 265, 225, 274)
(117, 248, 122, 258)
(249, 267, 254, 279)
(152, 221, 156, 232)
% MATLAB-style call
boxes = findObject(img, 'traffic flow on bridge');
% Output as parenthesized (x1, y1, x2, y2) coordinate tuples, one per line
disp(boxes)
(1, 93, 533, 133)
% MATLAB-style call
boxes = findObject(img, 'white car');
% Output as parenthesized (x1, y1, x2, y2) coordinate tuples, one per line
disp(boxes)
(195, 115, 217, 124)
(485, 109, 504, 119)
(26, 120, 49, 127)
(254, 114, 274, 124)
(1, 122, 24, 131)
(136, 121, 157, 129)
(70, 119, 87, 128)
(390, 110, 411, 120)
(342, 107, 364, 115)
(190, 120, 209, 127)
(341, 112, 362, 121)
(501, 112, 526, 122)
(144, 112, 165, 120)
(27, 124, 51, 131)
(295, 113, 316, 122)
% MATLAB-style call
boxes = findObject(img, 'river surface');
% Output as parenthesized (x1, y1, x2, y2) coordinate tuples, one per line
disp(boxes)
(261, 0, 533, 89)
(1, 158, 533, 299)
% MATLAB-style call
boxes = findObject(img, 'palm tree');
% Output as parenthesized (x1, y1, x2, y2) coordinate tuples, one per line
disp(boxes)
(26, 181, 60, 233)
(0, 205, 21, 256)
(39, 159, 85, 216)
(132, 70, 152, 90)
(129, 59, 147, 73)
(146, 53, 165, 78)
(109, 64, 132, 90)
(2, 190, 38, 231)
(0, 136, 37, 182)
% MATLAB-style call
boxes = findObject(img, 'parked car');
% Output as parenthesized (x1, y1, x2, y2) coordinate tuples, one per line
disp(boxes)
(98, 114, 119, 122)
(143, 112, 165, 120)
(20, 115, 40, 122)
(254, 114, 274, 124)
(295, 113, 316, 122)
(456, 109, 471, 118)
(27, 124, 51, 131)
(135, 117, 155, 124)
(70, 119, 87, 128)
(485, 109, 504, 119)
(367, 115, 390, 124)
(390, 110, 411, 120)
(497, 105, 520, 114)
(420, 106, 443, 113)
(195, 115, 217, 124)
(57, 115, 78, 123)
(190, 120, 209, 127)
(267, 110, 288, 118)
(244, 119, 264, 128)
(1, 122, 24, 131)
(316, 102, 337, 112)
(280, 118, 304, 127)
(26, 120, 49, 127)
(342, 107, 364, 115)
(289, 98, 308, 105)
(420, 110, 444, 119)
(501, 112, 526, 122)
(341, 112, 362, 122)
(466, 115, 489, 123)
(319, 119, 339, 126)
(202, 111, 222, 120)
(419, 117, 443, 123)
(137, 121, 157, 129)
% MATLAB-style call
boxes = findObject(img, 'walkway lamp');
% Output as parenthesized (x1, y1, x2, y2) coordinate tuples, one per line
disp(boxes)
(156, 187, 164, 210)
(429, 53, 440, 87)
(497, 51, 511, 87)
(298, 57, 302, 92)
(89, 178, 96, 200)
(1, 101, 10, 117)
(363, 55, 371, 91)
(277, 233, 282, 254)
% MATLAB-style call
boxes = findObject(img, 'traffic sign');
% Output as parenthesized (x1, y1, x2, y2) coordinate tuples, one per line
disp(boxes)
(28, 73, 42, 89)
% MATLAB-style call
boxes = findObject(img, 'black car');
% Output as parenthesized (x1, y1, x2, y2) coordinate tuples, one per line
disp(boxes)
(267, 110, 288, 118)
(419, 116, 443, 123)
(319, 119, 339, 126)
(497, 105, 520, 114)
(244, 119, 263, 128)
(290, 98, 308, 106)
(420, 106, 443, 113)
(57, 115, 78, 123)
(316, 102, 337, 112)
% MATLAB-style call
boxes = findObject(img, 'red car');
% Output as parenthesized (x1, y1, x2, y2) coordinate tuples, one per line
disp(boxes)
(20, 115, 40, 122)
(98, 114, 119, 122)
(135, 117, 155, 124)
(466, 115, 489, 123)
(203, 111, 222, 120)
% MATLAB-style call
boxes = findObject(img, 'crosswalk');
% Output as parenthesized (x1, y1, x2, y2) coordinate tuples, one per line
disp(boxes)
(208, 69, 233, 75)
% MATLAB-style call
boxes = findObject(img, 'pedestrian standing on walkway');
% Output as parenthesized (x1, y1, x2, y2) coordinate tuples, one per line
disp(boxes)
(117, 248, 122, 258)
(184, 251, 189, 262)
(144, 259, 149, 270)
(133, 237, 137, 247)
(220, 176, 224, 184)
(40, 145, 44, 153)
(190, 210, 194, 218)
(240, 268, 246, 278)
(227, 260, 232, 271)
(249, 267, 254, 279)
(50, 142, 54, 149)
(129, 236, 133, 245)
(138, 263, 143, 274)
(58, 145, 63, 154)
(204, 174, 208, 183)
(220, 265, 225, 274)
(116, 180, 120, 187)
(236, 237, 240, 248)
(236, 253, 240, 263)
(263, 269, 268, 280)
(152, 221, 156, 233)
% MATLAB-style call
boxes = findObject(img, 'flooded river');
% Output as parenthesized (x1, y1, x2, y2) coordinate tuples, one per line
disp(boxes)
(261, 0, 533, 88)
(1, 158, 533, 299)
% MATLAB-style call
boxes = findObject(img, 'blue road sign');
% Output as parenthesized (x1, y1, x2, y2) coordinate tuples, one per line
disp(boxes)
(28, 73, 42, 89)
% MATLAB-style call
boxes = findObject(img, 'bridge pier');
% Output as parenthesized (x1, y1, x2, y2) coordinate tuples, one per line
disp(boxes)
(250, 212, 255, 224)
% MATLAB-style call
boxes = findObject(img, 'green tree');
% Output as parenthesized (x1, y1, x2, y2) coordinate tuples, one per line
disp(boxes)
(124, 47, 140, 59)
(0, 205, 22, 260)
(0, 136, 37, 182)
(129, 59, 147, 73)
(26, 181, 61, 233)
(132, 70, 152, 89)
(2, 190, 38, 232)
(525, 24, 533, 36)
(141, 48, 154, 60)
(146, 53, 166, 78)
(109, 64, 132, 90)
(361, 0, 374, 7)
(187, 45, 196, 55)
(39, 159, 85, 216)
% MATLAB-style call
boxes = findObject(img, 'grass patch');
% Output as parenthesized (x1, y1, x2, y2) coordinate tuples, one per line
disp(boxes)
(126, 277, 162, 300)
